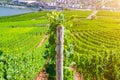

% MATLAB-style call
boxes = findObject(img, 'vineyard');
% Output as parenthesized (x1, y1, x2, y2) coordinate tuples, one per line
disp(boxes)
(69, 10, 120, 80)
(0, 11, 48, 80)
(0, 10, 120, 80)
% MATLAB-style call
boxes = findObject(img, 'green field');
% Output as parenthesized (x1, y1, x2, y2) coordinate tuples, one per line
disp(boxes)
(0, 11, 48, 80)
(69, 10, 120, 80)
(0, 10, 120, 80)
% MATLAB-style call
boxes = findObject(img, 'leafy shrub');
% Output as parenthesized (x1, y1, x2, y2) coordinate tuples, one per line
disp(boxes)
(64, 68, 73, 80)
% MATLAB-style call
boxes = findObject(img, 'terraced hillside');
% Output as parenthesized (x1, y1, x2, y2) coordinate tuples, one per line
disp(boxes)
(0, 10, 120, 80)
(0, 10, 93, 80)
(0, 11, 48, 80)
(68, 10, 120, 80)
(0, 27, 46, 53)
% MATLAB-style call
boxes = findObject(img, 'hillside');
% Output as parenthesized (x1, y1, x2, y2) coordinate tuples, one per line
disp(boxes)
(0, 10, 120, 80)
(0, 11, 49, 80)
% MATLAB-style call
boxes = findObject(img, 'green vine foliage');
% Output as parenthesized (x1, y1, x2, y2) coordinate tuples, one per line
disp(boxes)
(43, 11, 74, 80)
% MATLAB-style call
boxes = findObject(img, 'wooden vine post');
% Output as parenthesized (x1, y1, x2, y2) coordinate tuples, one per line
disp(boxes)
(56, 25, 64, 80)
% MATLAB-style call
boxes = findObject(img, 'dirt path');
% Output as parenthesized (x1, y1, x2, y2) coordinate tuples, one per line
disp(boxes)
(74, 72, 83, 80)
(87, 10, 98, 19)
(35, 34, 49, 80)
(36, 34, 48, 48)
(35, 68, 48, 80)
(71, 66, 83, 80)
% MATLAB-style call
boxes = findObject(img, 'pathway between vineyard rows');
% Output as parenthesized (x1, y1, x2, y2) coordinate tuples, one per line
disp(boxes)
(35, 34, 49, 80)
(36, 34, 48, 48)
(87, 10, 98, 19)
(71, 66, 83, 80)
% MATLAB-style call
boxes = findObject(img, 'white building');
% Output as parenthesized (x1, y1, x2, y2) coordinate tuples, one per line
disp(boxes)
(12, 0, 36, 4)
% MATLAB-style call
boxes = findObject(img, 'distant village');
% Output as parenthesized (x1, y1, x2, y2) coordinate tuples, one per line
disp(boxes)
(0, 0, 120, 10)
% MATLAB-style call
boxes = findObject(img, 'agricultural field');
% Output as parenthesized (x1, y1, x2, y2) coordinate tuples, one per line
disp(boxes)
(0, 9, 120, 80)
(0, 27, 46, 53)
(62, 10, 92, 18)
(0, 11, 48, 53)
(0, 11, 47, 22)
(0, 11, 48, 80)
(96, 10, 120, 19)
(68, 10, 120, 80)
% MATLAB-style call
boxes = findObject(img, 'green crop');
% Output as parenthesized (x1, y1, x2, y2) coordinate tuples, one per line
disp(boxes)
(1, 9, 120, 80)
(0, 11, 48, 22)
(0, 42, 47, 80)
(62, 10, 92, 19)
(0, 27, 47, 54)
(0, 11, 49, 80)
(67, 10, 120, 80)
